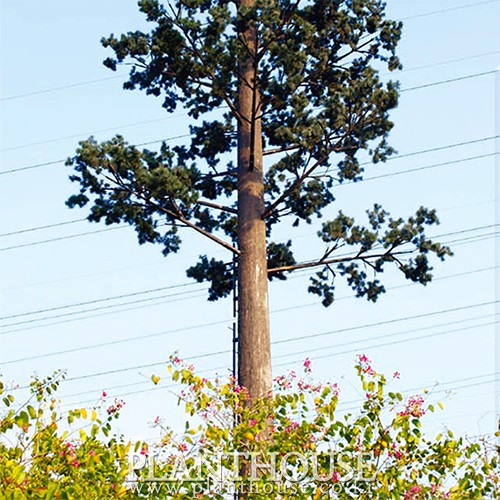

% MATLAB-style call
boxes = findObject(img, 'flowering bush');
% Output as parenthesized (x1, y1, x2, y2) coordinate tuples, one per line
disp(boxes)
(0, 371, 130, 498)
(132, 354, 498, 498)
(1, 357, 498, 498)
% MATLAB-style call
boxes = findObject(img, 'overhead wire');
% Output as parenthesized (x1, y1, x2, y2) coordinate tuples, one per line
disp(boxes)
(68, 368, 500, 412)
(0, 0, 497, 105)
(0, 119, 190, 153)
(0, 133, 191, 176)
(5, 300, 496, 384)
(1, 152, 497, 253)
(0, 236, 495, 337)
(0, 228, 496, 334)
(0, 288, 210, 336)
(2, 132, 498, 238)
(1, 68, 497, 176)
(0, 281, 200, 321)
(0, 218, 87, 238)
(1, 223, 496, 321)
(0, 288, 207, 329)
(0, 74, 126, 102)
(399, 0, 499, 21)
(1, 133, 496, 243)
(274, 317, 500, 368)
(400, 70, 498, 93)
(4, 295, 495, 367)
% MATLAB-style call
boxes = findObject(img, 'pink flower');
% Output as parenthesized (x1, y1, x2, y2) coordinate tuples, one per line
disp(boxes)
(398, 395, 425, 418)
(107, 399, 125, 415)
(303, 358, 312, 373)
(332, 471, 340, 482)
(389, 443, 403, 460)
(393, 371, 401, 379)
(404, 485, 422, 499)
(101, 390, 107, 398)
(273, 374, 292, 389)
(140, 444, 148, 456)
(249, 419, 257, 427)
(297, 379, 310, 390)
(357, 354, 375, 375)
(285, 421, 299, 433)
(154, 416, 161, 425)
(89, 450, 95, 456)
(329, 382, 340, 397)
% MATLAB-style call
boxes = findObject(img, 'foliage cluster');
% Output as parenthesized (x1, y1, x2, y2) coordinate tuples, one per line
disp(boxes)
(1, 356, 498, 498)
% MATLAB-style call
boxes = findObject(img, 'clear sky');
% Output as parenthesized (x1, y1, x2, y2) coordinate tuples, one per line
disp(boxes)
(0, 0, 499, 445)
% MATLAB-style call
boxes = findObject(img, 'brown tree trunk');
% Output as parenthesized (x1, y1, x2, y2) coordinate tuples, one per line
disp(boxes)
(237, 0, 271, 401)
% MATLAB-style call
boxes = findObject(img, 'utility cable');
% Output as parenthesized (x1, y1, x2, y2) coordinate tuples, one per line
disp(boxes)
(0, 74, 126, 102)
(6, 300, 495, 383)
(1, 154, 497, 253)
(400, 0, 499, 21)
(0, 281, 200, 321)
(1, 68, 497, 175)
(0, 231, 495, 335)
(0, 120, 190, 153)
(401, 70, 498, 93)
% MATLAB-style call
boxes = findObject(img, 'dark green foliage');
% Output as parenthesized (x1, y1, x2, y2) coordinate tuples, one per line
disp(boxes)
(267, 241, 296, 280)
(307, 205, 452, 305)
(186, 256, 233, 300)
(66, 0, 451, 306)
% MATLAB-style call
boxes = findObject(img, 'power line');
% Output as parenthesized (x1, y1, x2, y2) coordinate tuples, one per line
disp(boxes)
(0, 281, 199, 321)
(273, 300, 498, 346)
(0, 134, 191, 176)
(0, 224, 127, 252)
(67, 368, 500, 411)
(396, 50, 500, 74)
(0, 134, 495, 251)
(2, 321, 230, 367)
(0, 288, 206, 328)
(0, 289, 209, 336)
(1, 49, 494, 106)
(355, 152, 498, 184)
(7, 300, 495, 383)
(0, 74, 126, 102)
(2, 154, 497, 253)
(400, 0, 499, 21)
(5, 298, 495, 368)
(1, 220, 494, 322)
(0, 159, 63, 176)
(1, 67, 497, 176)
(0, 241, 494, 334)
(2, 134, 494, 241)
(0, 218, 87, 238)
(274, 317, 499, 367)
(401, 70, 498, 93)
(1, 0, 496, 105)
(369, 135, 498, 163)
(0, 119, 190, 153)
(0, 230, 495, 335)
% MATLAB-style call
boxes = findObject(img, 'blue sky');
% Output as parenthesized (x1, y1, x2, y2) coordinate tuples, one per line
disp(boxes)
(0, 0, 499, 444)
